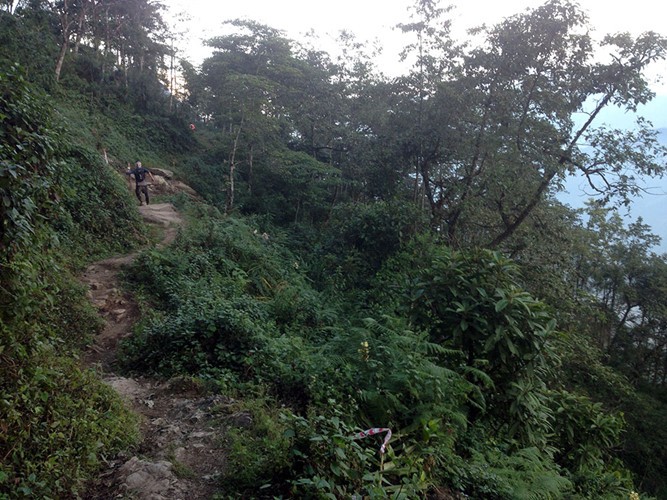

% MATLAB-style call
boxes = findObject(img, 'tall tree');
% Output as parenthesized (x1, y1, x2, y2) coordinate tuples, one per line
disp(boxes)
(389, 0, 667, 248)
(574, 206, 667, 384)
(51, 0, 91, 81)
(195, 20, 343, 218)
(396, 0, 458, 203)
(201, 20, 293, 211)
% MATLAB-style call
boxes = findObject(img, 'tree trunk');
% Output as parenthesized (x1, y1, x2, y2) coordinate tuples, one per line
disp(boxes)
(169, 38, 174, 112)
(226, 118, 244, 213)
(294, 199, 301, 224)
(248, 144, 253, 197)
(54, 0, 71, 82)
(101, 6, 109, 80)
(55, 37, 68, 82)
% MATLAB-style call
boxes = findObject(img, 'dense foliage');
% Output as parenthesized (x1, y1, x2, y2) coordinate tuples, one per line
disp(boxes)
(118, 208, 636, 498)
(0, 63, 144, 496)
(1, 0, 667, 498)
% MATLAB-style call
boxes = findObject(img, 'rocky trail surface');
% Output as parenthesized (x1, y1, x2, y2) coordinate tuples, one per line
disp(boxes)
(81, 203, 233, 499)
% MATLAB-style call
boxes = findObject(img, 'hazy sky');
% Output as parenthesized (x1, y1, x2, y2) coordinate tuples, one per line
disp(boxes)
(164, 0, 667, 93)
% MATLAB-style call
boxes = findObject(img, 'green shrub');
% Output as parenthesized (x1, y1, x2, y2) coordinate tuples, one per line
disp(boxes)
(280, 405, 379, 498)
(120, 288, 273, 377)
(280, 404, 467, 499)
(0, 351, 138, 498)
(445, 446, 572, 500)
(558, 331, 667, 497)
(0, 14, 57, 89)
(119, 214, 334, 391)
(218, 398, 292, 496)
(307, 200, 427, 292)
(317, 315, 470, 428)
(376, 239, 558, 447)
(54, 146, 144, 259)
(1, 63, 60, 255)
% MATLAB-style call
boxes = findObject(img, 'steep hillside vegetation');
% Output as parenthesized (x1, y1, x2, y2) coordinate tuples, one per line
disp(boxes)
(1, 4, 196, 493)
(0, 64, 144, 497)
(2, 1, 667, 498)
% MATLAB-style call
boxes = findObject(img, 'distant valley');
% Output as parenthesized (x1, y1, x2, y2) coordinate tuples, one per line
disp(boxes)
(561, 97, 667, 253)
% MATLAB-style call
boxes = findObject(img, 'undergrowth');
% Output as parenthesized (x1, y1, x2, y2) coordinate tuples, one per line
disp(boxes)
(117, 207, 634, 498)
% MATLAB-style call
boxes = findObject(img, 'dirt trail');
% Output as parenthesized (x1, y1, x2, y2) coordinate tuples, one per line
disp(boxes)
(82, 203, 229, 500)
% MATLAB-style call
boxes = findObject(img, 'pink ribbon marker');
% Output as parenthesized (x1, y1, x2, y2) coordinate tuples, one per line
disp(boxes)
(355, 427, 392, 454)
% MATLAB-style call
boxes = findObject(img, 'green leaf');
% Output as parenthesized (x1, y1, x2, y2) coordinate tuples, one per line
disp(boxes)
(334, 447, 346, 460)
(495, 299, 509, 312)
(330, 463, 342, 476)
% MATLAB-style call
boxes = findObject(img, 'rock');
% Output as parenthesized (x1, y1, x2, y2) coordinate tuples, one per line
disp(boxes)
(228, 411, 253, 428)
(120, 457, 175, 498)
(167, 376, 204, 395)
(189, 431, 215, 440)
(174, 447, 187, 462)
(150, 167, 174, 179)
(189, 411, 205, 423)
(159, 424, 182, 436)
(152, 176, 168, 186)
(105, 376, 148, 402)
(126, 470, 163, 490)
(152, 423, 184, 449)
(147, 461, 174, 477)
(139, 204, 183, 227)
(172, 181, 198, 197)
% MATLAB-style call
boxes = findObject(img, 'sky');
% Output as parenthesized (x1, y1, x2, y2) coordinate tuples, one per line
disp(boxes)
(163, 0, 667, 95)
(162, 0, 667, 251)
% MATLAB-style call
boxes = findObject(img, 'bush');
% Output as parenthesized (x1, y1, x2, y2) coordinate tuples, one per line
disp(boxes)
(218, 398, 292, 496)
(54, 145, 144, 259)
(375, 239, 558, 447)
(0, 352, 138, 498)
(118, 214, 331, 404)
(446, 446, 572, 500)
(307, 200, 427, 292)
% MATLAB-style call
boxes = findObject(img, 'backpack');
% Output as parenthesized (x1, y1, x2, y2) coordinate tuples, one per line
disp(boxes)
(135, 168, 146, 183)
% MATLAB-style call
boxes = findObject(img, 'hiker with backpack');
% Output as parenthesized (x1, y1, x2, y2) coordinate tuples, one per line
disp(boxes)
(126, 160, 156, 205)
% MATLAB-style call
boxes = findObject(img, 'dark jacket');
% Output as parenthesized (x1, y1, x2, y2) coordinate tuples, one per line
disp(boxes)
(127, 166, 151, 183)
